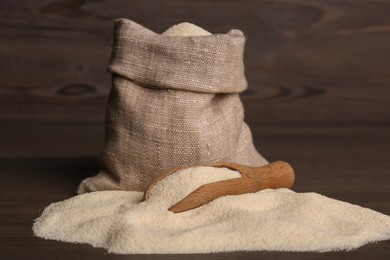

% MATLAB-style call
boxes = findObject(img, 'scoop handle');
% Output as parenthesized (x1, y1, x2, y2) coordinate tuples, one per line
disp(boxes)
(209, 161, 295, 189)
(169, 161, 295, 213)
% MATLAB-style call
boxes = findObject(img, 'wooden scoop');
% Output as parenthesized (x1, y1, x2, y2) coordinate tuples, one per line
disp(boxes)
(143, 161, 295, 213)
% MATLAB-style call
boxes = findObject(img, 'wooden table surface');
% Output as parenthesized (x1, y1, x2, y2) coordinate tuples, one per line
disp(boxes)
(1, 121, 389, 259)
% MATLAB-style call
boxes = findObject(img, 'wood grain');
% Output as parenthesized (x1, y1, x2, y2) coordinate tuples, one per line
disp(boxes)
(1, 0, 390, 122)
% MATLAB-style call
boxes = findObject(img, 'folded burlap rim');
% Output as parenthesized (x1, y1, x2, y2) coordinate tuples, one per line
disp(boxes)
(108, 19, 248, 94)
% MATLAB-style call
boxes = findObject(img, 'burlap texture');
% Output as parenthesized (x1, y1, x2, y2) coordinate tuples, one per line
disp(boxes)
(77, 19, 268, 193)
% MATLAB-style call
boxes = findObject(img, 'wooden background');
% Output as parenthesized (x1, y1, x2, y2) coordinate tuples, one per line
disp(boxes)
(1, 0, 390, 124)
(1, 1, 390, 258)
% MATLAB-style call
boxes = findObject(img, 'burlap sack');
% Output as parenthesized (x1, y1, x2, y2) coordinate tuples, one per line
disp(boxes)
(77, 19, 268, 193)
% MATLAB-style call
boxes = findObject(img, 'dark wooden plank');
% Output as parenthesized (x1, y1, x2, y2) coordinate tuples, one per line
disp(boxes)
(0, 120, 105, 157)
(1, 122, 390, 258)
(1, 0, 390, 122)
